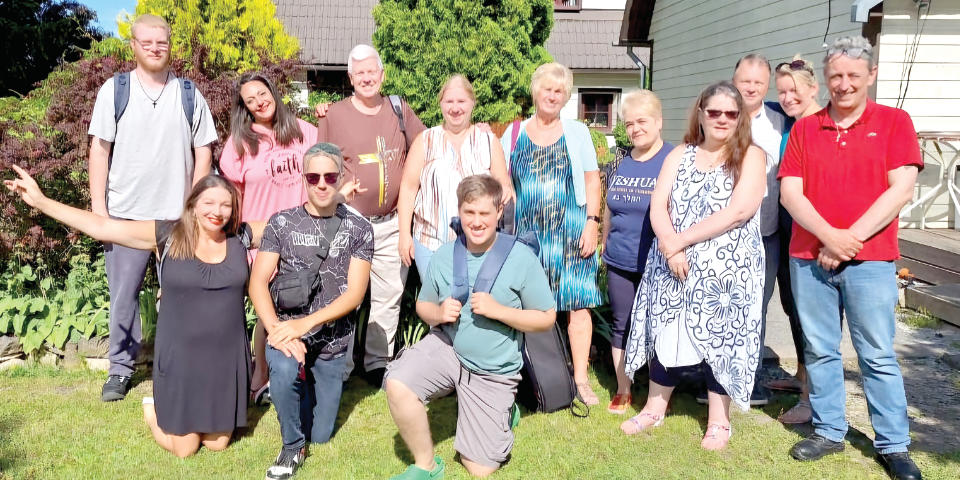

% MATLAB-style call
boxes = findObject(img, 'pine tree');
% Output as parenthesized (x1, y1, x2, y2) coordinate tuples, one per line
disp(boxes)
(373, 0, 553, 125)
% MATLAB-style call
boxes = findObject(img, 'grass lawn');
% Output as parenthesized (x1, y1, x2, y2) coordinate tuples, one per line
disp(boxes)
(1, 365, 958, 479)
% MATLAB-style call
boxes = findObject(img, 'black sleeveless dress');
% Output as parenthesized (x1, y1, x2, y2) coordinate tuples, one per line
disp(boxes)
(153, 222, 251, 435)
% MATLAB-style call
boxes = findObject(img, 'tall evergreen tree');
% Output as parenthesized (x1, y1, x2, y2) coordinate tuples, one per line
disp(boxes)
(373, 0, 553, 125)
(0, 0, 104, 96)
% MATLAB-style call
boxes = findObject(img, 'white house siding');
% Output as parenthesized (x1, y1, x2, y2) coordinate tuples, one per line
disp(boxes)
(878, 0, 960, 228)
(561, 71, 645, 145)
(647, 0, 863, 144)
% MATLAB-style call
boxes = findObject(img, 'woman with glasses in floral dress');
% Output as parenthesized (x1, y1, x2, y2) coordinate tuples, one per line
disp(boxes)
(620, 81, 766, 450)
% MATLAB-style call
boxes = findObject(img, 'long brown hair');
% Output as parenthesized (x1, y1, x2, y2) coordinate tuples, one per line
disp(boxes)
(229, 72, 304, 158)
(166, 175, 242, 260)
(682, 81, 753, 184)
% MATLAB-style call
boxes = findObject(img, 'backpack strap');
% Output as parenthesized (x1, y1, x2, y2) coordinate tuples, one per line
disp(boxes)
(388, 94, 406, 135)
(311, 209, 344, 294)
(509, 119, 521, 152)
(179, 78, 196, 132)
(449, 216, 540, 303)
(113, 72, 131, 125)
(113, 72, 195, 133)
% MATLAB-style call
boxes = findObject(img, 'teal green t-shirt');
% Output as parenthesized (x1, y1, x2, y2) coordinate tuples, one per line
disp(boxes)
(419, 238, 556, 375)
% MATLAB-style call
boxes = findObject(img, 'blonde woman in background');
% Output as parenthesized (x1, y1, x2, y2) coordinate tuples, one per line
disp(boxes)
(601, 90, 673, 414)
(397, 74, 514, 282)
(501, 63, 603, 405)
(769, 54, 822, 424)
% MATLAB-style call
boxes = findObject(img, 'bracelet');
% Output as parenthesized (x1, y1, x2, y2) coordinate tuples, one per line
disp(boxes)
(586, 215, 601, 223)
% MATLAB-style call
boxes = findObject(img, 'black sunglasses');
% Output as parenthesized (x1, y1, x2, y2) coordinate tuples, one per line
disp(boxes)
(702, 108, 740, 120)
(776, 60, 814, 74)
(304, 172, 340, 186)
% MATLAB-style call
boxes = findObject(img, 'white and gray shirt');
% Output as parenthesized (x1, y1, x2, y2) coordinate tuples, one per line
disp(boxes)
(752, 103, 787, 237)
(88, 72, 217, 220)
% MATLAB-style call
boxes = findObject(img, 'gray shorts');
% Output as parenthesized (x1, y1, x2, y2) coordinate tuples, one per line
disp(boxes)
(385, 330, 521, 468)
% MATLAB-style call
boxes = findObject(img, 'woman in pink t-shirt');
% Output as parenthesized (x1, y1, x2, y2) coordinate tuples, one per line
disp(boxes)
(220, 72, 318, 401)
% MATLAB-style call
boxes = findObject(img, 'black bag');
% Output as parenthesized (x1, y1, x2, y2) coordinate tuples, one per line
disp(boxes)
(449, 218, 588, 417)
(270, 212, 343, 311)
(517, 317, 588, 417)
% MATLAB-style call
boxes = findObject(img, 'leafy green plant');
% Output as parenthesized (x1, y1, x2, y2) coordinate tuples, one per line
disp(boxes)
(587, 126, 614, 166)
(897, 306, 940, 329)
(298, 90, 344, 125)
(612, 120, 631, 149)
(0, 253, 109, 355)
(398, 272, 427, 348)
(373, 0, 554, 125)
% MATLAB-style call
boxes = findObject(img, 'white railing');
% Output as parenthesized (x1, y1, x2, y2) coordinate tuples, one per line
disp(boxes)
(900, 132, 960, 229)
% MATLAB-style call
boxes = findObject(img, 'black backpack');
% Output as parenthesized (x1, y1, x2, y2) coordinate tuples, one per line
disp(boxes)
(450, 219, 588, 418)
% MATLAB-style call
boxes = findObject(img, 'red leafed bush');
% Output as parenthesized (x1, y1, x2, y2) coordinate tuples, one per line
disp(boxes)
(0, 41, 299, 274)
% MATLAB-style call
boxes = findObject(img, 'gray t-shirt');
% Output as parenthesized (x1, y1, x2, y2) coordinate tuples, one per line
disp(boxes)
(752, 103, 787, 236)
(88, 72, 217, 220)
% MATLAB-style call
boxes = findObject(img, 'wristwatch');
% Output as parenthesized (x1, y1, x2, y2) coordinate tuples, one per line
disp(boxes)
(586, 215, 601, 223)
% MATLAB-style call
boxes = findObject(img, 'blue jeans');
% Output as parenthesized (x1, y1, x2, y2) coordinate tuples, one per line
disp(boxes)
(413, 238, 435, 286)
(266, 345, 347, 452)
(789, 259, 910, 454)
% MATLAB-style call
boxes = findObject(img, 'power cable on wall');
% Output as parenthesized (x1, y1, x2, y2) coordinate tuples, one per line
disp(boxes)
(822, 0, 832, 47)
(897, 1, 931, 110)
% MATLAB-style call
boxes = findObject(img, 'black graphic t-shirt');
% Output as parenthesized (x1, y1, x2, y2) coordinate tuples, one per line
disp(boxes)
(260, 203, 374, 358)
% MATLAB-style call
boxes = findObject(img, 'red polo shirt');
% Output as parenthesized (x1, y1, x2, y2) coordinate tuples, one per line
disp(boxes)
(778, 100, 922, 260)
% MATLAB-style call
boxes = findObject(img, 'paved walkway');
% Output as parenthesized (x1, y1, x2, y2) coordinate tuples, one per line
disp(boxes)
(762, 282, 960, 454)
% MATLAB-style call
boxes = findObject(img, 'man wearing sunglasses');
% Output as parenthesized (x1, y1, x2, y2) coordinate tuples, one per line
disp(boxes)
(250, 143, 375, 480)
(86, 14, 217, 402)
(780, 36, 922, 480)
(315, 44, 427, 386)
(726, 53, 790, 408)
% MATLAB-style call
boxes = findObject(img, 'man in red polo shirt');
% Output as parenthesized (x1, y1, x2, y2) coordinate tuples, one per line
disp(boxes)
(779, 36, 922, 480)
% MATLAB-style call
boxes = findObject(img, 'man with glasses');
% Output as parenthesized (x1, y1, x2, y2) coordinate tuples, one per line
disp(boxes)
(724, 53, 789, 407)
(780, 36, 922, 480)
(87, 14, 217, 401)
(315, 44, 427, 386)
(249, 143, 374, 480)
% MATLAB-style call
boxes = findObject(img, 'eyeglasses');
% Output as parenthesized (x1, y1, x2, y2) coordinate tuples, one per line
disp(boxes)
(304, 172, 340, 186)
(826, 46, 872, 61)
(702, 109, 740, 120)
(776, 60, 813, 74)
(132, 38, 170, 51)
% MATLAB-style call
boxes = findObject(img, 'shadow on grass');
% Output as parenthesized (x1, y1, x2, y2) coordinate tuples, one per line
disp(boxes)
(391, 395, 459, 465)
(0, 412, 22, 473)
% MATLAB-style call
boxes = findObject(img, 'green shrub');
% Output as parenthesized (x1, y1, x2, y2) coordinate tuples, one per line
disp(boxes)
(373, 0, 554, 125)
(612, 120, 631, 149)
(0, 253, 110, 355)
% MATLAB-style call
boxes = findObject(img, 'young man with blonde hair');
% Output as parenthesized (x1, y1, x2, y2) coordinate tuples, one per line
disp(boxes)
(87, 13, 217, 401)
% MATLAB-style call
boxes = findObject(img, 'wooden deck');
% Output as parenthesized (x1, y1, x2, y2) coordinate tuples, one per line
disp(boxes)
(898, 228, 960, 326)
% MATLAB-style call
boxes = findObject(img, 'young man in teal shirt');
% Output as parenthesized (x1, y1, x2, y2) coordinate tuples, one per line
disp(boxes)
(384, 175, 556, 479)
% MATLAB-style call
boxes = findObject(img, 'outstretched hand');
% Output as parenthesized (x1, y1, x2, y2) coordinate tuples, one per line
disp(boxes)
(4, 165, 46, 208)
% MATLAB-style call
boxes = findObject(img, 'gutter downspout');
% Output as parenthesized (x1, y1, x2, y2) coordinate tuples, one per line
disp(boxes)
(626, 45, 650, 89)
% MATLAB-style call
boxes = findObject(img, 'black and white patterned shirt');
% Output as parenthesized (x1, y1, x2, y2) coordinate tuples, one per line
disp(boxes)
(260, 203, 374, 358)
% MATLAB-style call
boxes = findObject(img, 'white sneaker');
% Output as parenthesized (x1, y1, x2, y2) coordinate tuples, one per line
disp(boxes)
(265, 447, 304, 480)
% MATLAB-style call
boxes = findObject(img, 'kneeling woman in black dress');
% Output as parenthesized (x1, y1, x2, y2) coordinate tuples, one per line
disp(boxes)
(5, 167, 267, 458)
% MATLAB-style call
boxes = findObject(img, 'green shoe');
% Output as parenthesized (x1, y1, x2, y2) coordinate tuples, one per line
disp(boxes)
(390, 455, 445, 480)
(510, 402, 521, 430)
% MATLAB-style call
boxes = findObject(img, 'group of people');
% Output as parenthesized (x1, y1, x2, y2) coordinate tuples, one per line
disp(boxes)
(2, 12, 924, 480)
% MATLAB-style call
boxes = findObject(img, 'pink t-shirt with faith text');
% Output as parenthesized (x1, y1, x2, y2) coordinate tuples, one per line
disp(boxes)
(220, 119, 317, 223)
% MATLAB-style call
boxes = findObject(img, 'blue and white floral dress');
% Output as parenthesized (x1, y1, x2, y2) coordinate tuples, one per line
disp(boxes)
(624, 144, 764, 410)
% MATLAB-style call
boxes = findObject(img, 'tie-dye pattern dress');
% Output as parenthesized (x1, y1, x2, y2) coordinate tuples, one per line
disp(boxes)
(511, 132, 601, 311)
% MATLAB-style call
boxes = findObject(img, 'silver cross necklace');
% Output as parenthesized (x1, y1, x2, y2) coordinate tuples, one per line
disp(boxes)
(137, 72, 171, 108)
